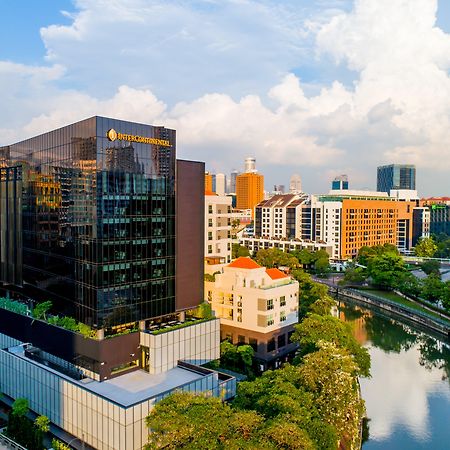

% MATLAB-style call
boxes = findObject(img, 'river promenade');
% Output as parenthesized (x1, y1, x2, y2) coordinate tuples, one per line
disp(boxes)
(314, 278, 450, 339)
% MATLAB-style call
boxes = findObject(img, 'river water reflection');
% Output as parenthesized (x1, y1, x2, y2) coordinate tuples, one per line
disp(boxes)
(337, 300, 450, 449)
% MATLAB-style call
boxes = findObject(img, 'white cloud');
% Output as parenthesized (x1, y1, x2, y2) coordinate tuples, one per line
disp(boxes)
(1, 0, 450, 194)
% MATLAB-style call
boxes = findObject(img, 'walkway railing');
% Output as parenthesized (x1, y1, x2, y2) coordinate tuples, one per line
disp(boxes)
(326, 285, 450, 338)
(0, 431, 27, 450)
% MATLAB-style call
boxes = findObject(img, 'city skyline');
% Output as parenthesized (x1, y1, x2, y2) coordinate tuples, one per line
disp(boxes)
(1, 0, 450, 196)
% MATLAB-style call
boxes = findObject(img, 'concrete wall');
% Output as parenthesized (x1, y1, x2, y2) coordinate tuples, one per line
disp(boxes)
(140, 319, 220, 374)
(175, 160, 205, 311)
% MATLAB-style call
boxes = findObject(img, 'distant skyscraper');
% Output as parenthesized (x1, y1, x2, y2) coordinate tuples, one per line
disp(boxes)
(236, 158, 264, 215)
(230, 169, 239, 193)
(332, 174, 349, 190)
(273, 185, 285, 194)
(215, 173, 227, 195)
(377, 164, 416, 193)
(245, 157, 256, 173)
(205, 172, 213, 192)
(289, 174, 302, 193)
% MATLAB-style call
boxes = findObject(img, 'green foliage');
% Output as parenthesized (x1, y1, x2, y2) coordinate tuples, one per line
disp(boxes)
(298, 342, 365, 448)
(11, 398, 29, 417)
(7, 398, 45, 450)
(34, 415, 50, 433)
(414, 237, 438, 257)
(204, 273, 216, 282)
(291, 314, 370, 377)
(357, 243, 398, 267)
(146, 392, 268, 449)
(255, 247, 299, 269)
(367, 253, 407, 289)
(432, 233, 450, 258)
(52, 439, 71, 450)
(150, 318, 212, 335)
(47, 315, 97, 338)
(340, 265, 367, 286)
(232, 243, 250, 259)
(420, 259, 441, 275)
(32, 300, 52, 320)
(0, 297, 29, 315)
(421, 274, 444, 303)
(193, 302, 214, 319)
(219, 340, 254, 375)
(291, 269, 329, 319)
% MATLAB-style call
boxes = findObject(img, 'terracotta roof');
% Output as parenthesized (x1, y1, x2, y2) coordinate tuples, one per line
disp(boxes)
(205, 190, 218, 196)
(266, 268, 288, 280)
(228, 257, 261, 269)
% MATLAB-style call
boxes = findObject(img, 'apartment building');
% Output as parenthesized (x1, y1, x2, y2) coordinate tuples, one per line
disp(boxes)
(205, 257, 299, 369)
(205, 192, 233, 264)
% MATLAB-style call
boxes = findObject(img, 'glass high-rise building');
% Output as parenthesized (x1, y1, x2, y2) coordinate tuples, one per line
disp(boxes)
(377, 164, 416, 193)
(0, 116, 202, 328)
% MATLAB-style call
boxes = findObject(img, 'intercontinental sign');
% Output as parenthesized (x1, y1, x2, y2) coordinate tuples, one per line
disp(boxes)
(106, 129, 170, 147)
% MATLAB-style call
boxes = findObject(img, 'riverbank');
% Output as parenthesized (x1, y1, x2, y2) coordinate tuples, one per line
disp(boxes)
(317, 282, 450, 339)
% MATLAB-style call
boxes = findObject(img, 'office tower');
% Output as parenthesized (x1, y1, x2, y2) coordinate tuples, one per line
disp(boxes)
(377, 164, 416, 193)
(422, 197, 450, 235)
(332, 174, 349, 190)
(244, 157, 256, 173)
(205, 171, 213, 192)
(215, 173, 227, 196)
(273, 185, 285, 194)
(310, 190, 415, 259)
(289, 174, 302, 193)
(236, 158, 264, 215)
(230, 169, 239, 194)
(0, 117, 234, 449)
(205, 193, 233, 264)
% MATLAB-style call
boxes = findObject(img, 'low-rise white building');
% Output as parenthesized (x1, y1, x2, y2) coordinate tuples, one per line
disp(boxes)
(205, 257, 299, 369)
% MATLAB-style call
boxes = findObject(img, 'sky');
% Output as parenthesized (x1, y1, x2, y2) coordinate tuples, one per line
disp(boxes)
(0, 0, 449, 196)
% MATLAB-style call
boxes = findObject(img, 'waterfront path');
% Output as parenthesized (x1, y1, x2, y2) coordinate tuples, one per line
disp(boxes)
(314, 278, 450, 339)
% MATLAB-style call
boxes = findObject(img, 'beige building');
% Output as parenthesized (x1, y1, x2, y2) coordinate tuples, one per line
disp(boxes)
(205, 192, 233, 264)
(205, 257, 299, 369)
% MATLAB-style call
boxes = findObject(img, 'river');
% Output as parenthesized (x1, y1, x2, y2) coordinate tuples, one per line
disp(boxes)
(337, 299, 450, 450)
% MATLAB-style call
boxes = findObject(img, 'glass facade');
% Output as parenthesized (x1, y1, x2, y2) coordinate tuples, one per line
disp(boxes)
(0, 117, 176, 327)
(377, 164, 416, 193)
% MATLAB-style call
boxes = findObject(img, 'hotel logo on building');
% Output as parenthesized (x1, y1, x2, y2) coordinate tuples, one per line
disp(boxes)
(106, 128, 170, 147)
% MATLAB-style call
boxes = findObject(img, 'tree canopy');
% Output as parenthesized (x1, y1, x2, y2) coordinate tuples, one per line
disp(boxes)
(414, 237, 438, 258)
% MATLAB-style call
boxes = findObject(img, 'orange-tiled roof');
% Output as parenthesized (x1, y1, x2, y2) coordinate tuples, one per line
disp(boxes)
(228, 257, 261, 269)
(266, 268, 288, 280)
(205, 190, 218, 196)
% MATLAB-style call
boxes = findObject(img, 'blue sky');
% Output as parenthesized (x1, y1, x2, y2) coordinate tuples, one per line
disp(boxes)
(1, 0, 449, 195)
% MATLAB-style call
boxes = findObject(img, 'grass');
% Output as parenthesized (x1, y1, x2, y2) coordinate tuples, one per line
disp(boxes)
(354, 288, 450, 325)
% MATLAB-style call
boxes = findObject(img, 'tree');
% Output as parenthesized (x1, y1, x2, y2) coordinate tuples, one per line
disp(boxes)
(34, 415, 50, 433)
(367, 253, 407, 289)
(255, 248, 299, 269)
(291, 270, 329, 319)
(414, 237, 438, 257)
(32, 300, 52, 320)
(298, 342, 365, 449)
(146, 392, 268, 449)
(234, 365, 338, 449)
(291, 313, 370, 377)
(340, 265, 367, 286)
(420, 259, 441, 275)
(232, 243, 249, 259)
(421, 274, 444, 303)
(219, 340, 254, 375)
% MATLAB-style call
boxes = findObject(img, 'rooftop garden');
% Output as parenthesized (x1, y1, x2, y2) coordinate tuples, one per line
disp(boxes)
(148, 302, 215, 335)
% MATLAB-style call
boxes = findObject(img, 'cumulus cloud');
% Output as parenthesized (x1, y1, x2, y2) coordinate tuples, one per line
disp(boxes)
(1, 0, 450, 194)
